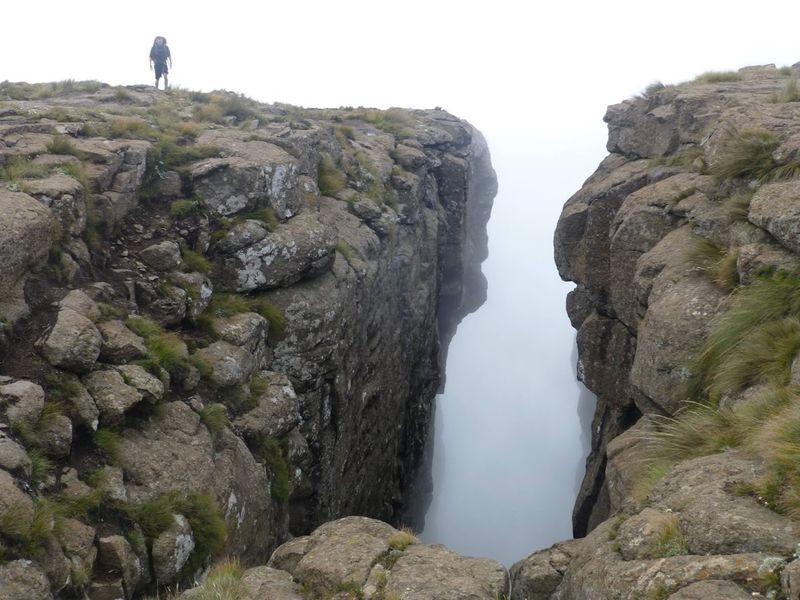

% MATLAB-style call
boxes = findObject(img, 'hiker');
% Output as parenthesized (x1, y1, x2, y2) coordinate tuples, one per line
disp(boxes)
(149, 36, 172, 90)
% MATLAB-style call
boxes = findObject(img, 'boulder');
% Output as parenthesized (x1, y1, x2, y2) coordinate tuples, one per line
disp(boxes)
(70, 381, 100, 431)
(114, 364, 164, 402)
(118, 402, 278, 561)
(31, 535, 71, 592)
(0, 433, 31, 477)
(0, 380, 45, 428)
(169, 271, 213, 321)
(151, 514, 195, 584)
(749, 179, 800, 253)
(0, 189, 55, 290)
(96, 535, 142, 597)
(212, 312, 270, 369)
(232, 371, 299, 439)
(139, 240, 182, 271)
(616, 508, 683, 560)
(98, 320, 147, 363)
(83, 370, 144, 425)
(510, 540, 581, 600)
(667, 580, 752, 599)
(0, 560, 52, 600)
(213, 211, 337, 292)
(0, 469, 34, 535)
(36, 413, 73, 459)
(195, 341, 255, 388)
(59, 289, 101, 321)
(40, 308, 102, 373)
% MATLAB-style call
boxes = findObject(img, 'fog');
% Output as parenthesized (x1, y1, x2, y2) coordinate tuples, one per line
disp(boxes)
(419, 127, 603, 565)
(5, 0, 800, 567)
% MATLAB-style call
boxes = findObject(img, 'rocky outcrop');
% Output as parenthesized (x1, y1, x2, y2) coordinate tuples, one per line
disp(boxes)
(543, 64, 800, 599)
(180, 516, 509, 600)
(0, 83, 494, 596)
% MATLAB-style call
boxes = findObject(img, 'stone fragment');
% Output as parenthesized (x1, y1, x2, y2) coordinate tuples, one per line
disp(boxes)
(0, 189, 56, 289)
(0, 380, 45, 428)
(139, 240, 182, 271)
(0, 559, 52, 600)
(59, 289, 102, 321)
(40, 308, 102, 372)
(115, 364, 164, 402)
(84, 370, 144, 425)
(36, 413, 73, 459)
(70, 381, 100, 431)
(98, 320, 147, 363)
(667, 580, 752, 599)
(233, 371, 299, 439)
(0, 433, 31, 477)
(96, 535, 142, 596)
(152, 514, 195, 584)
(0, 469, 34, 534)
(195, 341, 255, 388)
(169, 271, 213, 321)
(510, 540, 580, 600)
(212, 312, 271, 369)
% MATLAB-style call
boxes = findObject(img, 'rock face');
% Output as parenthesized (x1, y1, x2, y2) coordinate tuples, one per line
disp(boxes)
(0, 84, 494, 596)
(544, 64, 800, 599)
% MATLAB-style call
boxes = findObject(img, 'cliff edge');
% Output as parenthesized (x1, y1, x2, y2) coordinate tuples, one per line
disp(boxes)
(0, 81, 496, 598)
(512, 65, 800, 599)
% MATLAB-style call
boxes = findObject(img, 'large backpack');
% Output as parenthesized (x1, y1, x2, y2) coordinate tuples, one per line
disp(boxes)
(151, 38, 169, 63)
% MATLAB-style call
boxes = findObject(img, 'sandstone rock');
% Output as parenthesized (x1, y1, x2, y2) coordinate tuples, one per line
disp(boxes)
(510, 540, 581, 600)
(616, 508, 682, 560)
(213, 220, 269, 254)
(88, 578, 126, 600)
(0, 189, 55, 290)
(153, 170, 182, 198)
(114, 364, 164, 402)
(60, 467, 92, 499)
(59, 289, 101, 321)
(36, 413, 72, 459)
(386, 544, 508, 600)
(749, 179, 800, 253)
(118, 402, 277, 561)
(736, 241, 799, 284)
(0, 469, 34, 534)
(57, 518, 97, 567)
(232, 371, 299, 439)
(782, 558, 800, 600)
(169, 271, 213, 321)
(32, 534, 71, 592)
(0, 380, 45, 428)
(240, 566, 304, 600)
(0, 559, 52, 600)
(151, 514, 195, 584)
(195, 341, 255, 388)
(96, 535, 142, 597)
(605, 418, 653, 513)
(0, 433, 31, 477)
(667, 580, 752, 599)
(213, 211, 337, 292)
(269, 536, 312, 573)
(139, 240, 182, 271)
(97, 465, 127, 503)
(142, 284, 188, 327)
(70, 381, 100, 431)
(212, 312, 270, 369)
(98, 320, 147, 363)
(40, 308, 102, 372)
(83, 370, 144, 425)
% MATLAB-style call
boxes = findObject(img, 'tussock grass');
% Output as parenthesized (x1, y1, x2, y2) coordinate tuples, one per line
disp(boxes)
(685, 236, 739, 292)
(170, 199, 200, 218)
(192, 559, 248, 600)
(723, 189, 755, 221)
(238, 207, 278, 232)
(109, 117, 157, 140)
(45, 135, 81, 157)
(654, 515, 688, 557)
(126, 316, 189, 378)
(772, 76, 800, 103)
(318, 155, 347, 196)
(93, 428, 122, 464)
(199, 403, 229, 437)
(181, 248, 212, 274)
(388, 528, 418, 551)
(650, 146, 705, 169)
(201, 293, 287, 341)
(345, 107, 416, 138)
(688, 272, 800, 401)
(694, 70, 742, 84)
(0, 156, 50, 182)
(638, 81, 666, 99)
(254, 436, 290, 502)
(711, 128, 780, 182)
(194, 93, 260, 123)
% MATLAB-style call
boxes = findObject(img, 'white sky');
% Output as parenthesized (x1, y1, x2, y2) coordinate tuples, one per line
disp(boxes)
(6, 0, 800, 563)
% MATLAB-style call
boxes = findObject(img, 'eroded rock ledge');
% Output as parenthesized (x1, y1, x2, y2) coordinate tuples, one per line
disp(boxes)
(0, 82, 495, 598)
(532, 64, 800, 599)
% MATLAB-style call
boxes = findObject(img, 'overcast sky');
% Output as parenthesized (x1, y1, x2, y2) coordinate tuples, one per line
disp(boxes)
(5, 0, 800, 565)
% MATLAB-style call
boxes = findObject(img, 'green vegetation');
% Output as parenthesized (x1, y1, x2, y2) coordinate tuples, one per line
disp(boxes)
(181, 248, 212, 274)
(200, 293, 287, 341)
(344, 108, 416, 138)
(0, 156, 49, 182)
(43, 370, 82, 403)
(239, 207, 278, 232)
(318, 155, 347, 196)
(109, 117, 157, 140)
(126, 316, 190, 379)
(170, 199, 200, 218)
(199, 403, 229, 437)
(93, 427, 122, 464)
(654, 515, 688, 557)
(772, 76, 800, 103)
(336, 240, 358, 263)
(685, 236, 739, 292)
(650, 147, 704, 169)
(46, 134, 81, 156)
(711, 128, 780, 182)
(638, 81, 666, 99)
(723, 189, 754, 221)
(190, 559, 248, 600)
(194, 93, 260, 123)
(387, 528, 418, 551)
(127, 491, 227, 578)
(694, 70, 742, 84)
(255, 436, 291, 502)
(0, 80, 103, 100)
(28, 450, 53, 487)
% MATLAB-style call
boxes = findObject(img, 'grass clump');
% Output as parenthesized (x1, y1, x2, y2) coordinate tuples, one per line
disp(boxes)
(0, 156, 50, 182)
(126, 316, 189, 378)
(654, 515, 688, 558)
(199, 403, 229, 437)
(182, 248, 212, 274)
(109, 117, 157, 140)
(694, 70, 742, 84)
(93, 428, 122, 464)
(201, 293, 287, 341)
(191, 559, 248, 600)
(723, 189, 754, 221)
(45, 135, 81, 157)
(711, 127, 780, 182)
(318, 155, 347, 196)
(387, 528, 418, 551)
(170, 199, 200, 218)
(255, 437, 291, 502)
(195, 93, 260, 123)
(238, 207, 278, 232)
(684, 236, 739, 292)
(772, 76, 800, 103)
